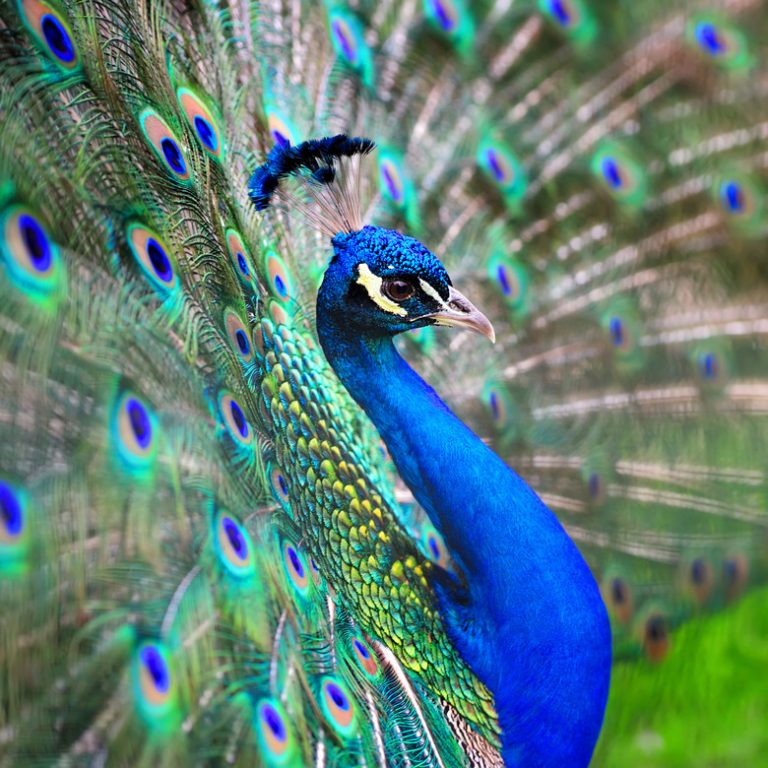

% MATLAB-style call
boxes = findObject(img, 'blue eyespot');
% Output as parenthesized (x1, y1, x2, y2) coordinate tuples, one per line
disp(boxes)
(219, 392, 254, 448)
(224, 310, 254, 365)
(591, 143, 647, 206)
(496, 265, 511, 295)
(601, 157, 623, 189)
(486, 150, 506, 182)
(611, 578, 627, 605)
(326, 681, 349, 710)
(235, 329, 249, 355)
(281, 539, 310, 595)
(428, 0, 457, 31)
(41, 14, 74, 62)
(539, 0, 596, 44)
(263, 701, 286, 740)
(489, 391, 500, 419)
(1, 206, 64, 304)
(132, 641, 179, 726)
(266, 109, 298, 149)
(601, 573, 633, 624)
(376, 150, 419, 225)
(713, 174, 762, 233)
(423, 0, 474, 52)
(223, 525, 243, 562)
(379, 152, 416, 216)
(351, 634, 379, 677)
(126, 397, 152, 450)
(482, 383, 515, 435)
(602, 305, 643, 370)
(18, 1, 80, 70)
(690, 558, 707, 585)
(146, 238, 172, 282)
(255, 698, 296, 760)
(269, 464, 292, 513)
(177, 88, 224, 160)
(332, 18, 356, 62)
(609, 317, 624, 346)
(112, 391, 158, 473)
(19, 214, 51, 271)
(686, 557, 713, 604)
(193, 116, 218, 152)
(723, 554, 748, 601)
(0, 484, 23, 538)
(0, 481, 30, 574)
(127, 224, 178, 294)
(214, 510, 255, 578)
(226, 230, 255, 286)
(488, 256, 528, 317)
(687, 15, 752, 72)
(695, 21, 724, 56)
(161, 137, 186, 175)
(699, 352, 718, 379)
(549, 0, 571, 26)
(381, 163, 400, 201)
(141, 644, 170, 693)
(265, 251, 293, 304)
(319, 676, 357, 734)
(327, 10, 373, 85)
(691, 343, 729, 387)
(643, 613, 669, 660)
(139, 108, 191, 183)
(287, 545, 304, 578)
(720, 180, 744, 212)
(223, 516, 246, 559)
(477, 141, 527, 204)
(230, 400, 247, 437)
(420, 522, 450, 569)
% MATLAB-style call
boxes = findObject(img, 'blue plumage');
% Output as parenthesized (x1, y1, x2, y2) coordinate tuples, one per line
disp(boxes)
(253, 136, 612, 762)
(303, 160, 613, 764)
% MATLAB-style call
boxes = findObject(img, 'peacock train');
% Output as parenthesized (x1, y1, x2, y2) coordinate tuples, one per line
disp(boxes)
(1, 0, 767, 766)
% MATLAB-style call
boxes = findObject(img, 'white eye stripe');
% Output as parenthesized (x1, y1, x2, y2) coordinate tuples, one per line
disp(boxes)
(418, 278, 447, 307)
(356, 263, 408, 317)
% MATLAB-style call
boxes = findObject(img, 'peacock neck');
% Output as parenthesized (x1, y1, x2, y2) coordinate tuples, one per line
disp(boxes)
(316, 309, 612, 767)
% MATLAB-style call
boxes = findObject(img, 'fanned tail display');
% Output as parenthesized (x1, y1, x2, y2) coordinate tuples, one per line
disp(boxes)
(0, 0, 766, 765)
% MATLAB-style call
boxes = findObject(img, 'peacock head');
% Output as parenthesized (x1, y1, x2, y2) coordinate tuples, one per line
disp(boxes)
(323, 224, 495, 341)
(248, 134, 494, 342)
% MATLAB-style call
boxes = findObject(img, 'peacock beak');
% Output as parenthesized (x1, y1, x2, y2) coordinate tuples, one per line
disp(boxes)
(425, 286, 496, 343)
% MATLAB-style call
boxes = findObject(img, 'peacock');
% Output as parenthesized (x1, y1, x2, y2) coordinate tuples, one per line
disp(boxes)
(0, 0, 766, 766)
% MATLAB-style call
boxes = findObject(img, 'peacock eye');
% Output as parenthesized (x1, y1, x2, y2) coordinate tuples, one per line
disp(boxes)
(382, 278, 414, 302)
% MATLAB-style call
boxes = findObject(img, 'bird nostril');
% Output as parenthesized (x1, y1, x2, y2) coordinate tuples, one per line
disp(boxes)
(449, 298, 470, 313)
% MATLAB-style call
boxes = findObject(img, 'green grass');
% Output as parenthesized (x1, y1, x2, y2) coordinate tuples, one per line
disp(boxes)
(593, 587, 768, 767)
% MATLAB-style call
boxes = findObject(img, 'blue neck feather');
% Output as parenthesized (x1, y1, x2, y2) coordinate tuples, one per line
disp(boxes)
(317, 287, 612, 767)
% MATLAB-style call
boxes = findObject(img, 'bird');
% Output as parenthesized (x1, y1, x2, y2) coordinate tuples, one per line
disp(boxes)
(315, 204, 612, 768)
(0, 0, 766, 767)
(249, 135, 611, 766)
